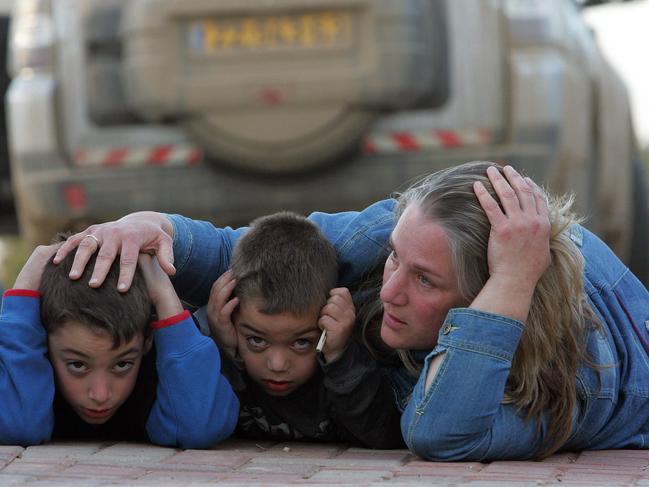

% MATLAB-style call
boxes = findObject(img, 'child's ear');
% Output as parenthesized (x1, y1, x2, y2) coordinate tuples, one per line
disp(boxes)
(144, 335, 154, 354)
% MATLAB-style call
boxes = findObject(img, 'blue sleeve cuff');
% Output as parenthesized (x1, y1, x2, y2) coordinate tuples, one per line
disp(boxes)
(436, 308, 524, 362)
(154, 314, 210, 356)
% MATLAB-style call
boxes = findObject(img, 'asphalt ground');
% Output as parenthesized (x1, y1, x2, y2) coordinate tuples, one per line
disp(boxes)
(2, 439, 649, 486)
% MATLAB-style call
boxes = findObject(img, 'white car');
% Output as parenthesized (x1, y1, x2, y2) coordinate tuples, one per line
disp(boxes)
(6, 0, 649, 284)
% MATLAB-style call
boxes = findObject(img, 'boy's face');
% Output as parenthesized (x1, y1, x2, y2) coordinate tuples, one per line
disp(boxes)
(48, 321, 151, 424)
(234, 300, 321, 397)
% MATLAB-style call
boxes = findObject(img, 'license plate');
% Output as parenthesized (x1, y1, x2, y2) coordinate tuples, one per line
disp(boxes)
(187, 11, 352, 55)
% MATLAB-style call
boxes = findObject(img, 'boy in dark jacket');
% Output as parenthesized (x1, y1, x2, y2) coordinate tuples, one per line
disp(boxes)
(200, 212, 403, 448)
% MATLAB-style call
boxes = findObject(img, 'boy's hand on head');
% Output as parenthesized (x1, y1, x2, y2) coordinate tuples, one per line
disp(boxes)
(318, 287, 356, 363)
(206, 270, 239, 357)
(14, 244, 62, 291)
(138, 254, 183, 320)
(52, 212, 176, 293)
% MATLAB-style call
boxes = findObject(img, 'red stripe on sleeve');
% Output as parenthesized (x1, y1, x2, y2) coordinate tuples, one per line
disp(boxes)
(151, 310, 191, 330)
(4, 289, 40, 298)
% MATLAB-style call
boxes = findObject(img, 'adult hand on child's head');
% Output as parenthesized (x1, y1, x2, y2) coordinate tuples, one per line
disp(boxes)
(14, 243, 62, 291)
(318, 287, 356, 363)
(206, 270, 239, 357)
(52, 212, 176, 292)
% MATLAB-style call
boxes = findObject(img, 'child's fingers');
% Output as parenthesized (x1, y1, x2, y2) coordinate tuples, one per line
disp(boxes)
(219, 297, 240, 321)
(209, 271, 237, 303)
(329, 287, 352, 301)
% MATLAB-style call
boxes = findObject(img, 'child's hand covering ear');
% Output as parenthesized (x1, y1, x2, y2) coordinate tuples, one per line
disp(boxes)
(318, 287, 356, 363)
(206, 270, 239, 358)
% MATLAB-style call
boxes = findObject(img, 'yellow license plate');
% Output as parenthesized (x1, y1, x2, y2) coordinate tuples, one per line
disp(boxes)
(187, 11, 352, 55)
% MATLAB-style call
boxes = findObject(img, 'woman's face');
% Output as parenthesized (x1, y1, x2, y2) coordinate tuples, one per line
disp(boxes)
(380, 204, 468, 350)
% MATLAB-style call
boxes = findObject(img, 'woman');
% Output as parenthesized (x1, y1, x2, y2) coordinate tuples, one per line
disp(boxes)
(54, 162, 649, 460)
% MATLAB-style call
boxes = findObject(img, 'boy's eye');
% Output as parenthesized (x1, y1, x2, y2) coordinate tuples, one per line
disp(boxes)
(246, 336, 268, 349)
(293, 339, 313, 351)
(114, 361, 134, 373)
(66, 361, 88, 374)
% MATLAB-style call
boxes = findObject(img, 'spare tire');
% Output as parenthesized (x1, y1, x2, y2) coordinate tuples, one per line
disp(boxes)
(183, 106, 376, 173)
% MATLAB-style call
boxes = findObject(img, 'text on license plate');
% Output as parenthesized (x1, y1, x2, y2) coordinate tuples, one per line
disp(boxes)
(187, 11, 353, 54)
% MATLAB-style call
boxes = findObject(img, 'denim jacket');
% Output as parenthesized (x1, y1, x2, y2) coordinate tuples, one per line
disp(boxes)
(168, 199, 397, 307)
(168, 203, 649, 461)
(401, 225, 649, 461)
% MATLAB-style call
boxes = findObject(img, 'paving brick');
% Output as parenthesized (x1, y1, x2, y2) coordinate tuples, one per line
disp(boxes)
(59, 463, 148, 480)
(2, 458, 76, 476)
(397, 460, 485, 475)
(220, 472, 319, 484)
(0, 473, 39, 485)
(554, 469, 640, 485)
(163, 449, 252, 468)
(236, 459, 318, 477)
(481, 461, 560, 476)
(335, 449, 412, 464)
(310, 468, 395, 482)
(0, 446, 24, 469)
(211, 438, 278, 452)
(264, 442, 347, 458)
(575, 449, 649, 469)
(20, 442, 107, 460)
(90, 442, 177, 463)
(135, 469, 229, 482)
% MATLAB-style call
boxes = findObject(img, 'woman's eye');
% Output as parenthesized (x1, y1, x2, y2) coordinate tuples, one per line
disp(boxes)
(66, 361, 88, 374)
(418, 274, 432, 287)
(246, 336, 267, 349)
(114, 361, 134, 373)
(388, 250, 398, 263)
(293, 339, 313, 351)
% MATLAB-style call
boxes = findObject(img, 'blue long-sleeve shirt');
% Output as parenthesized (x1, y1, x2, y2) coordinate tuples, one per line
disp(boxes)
(0, 292, 239, 448)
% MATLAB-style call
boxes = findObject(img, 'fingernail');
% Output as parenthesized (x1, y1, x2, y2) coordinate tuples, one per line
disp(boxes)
(118, 282, 127, 291)
(89, 278, 98, 286)
(69, 270, 79, 278)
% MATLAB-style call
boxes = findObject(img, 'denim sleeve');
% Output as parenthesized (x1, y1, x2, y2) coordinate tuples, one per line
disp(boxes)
(299, 199, 396, 286)
(146, 314, 239, 449)
(168, 215, 248, 307)
(401, 308, 549, 461)
(168, 199, 396, 305)
(0, 294, 54, 445)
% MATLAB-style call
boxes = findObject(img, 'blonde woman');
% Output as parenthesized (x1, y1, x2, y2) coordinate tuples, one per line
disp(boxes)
(56, 162, 649, 461)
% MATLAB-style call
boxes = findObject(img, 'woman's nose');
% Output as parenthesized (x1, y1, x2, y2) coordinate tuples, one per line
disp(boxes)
(381, 266, 407, 306)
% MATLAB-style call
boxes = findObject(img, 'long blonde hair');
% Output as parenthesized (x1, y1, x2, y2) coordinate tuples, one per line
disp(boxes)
(361, 161, 600, 458)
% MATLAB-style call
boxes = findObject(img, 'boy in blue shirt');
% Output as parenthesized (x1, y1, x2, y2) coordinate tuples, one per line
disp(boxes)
(0, 240, 238, 447)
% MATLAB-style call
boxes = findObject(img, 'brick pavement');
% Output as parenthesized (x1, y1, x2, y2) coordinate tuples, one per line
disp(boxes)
(2, 440, 649, 486)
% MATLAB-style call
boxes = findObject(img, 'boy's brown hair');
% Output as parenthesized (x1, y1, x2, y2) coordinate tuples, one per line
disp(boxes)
(39, 248, 152, 348)
(231, 211, 337, 315)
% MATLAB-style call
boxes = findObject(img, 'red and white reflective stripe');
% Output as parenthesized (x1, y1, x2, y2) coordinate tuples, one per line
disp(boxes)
(73, 145, 203, 167)
(364, 128, 493, 154)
